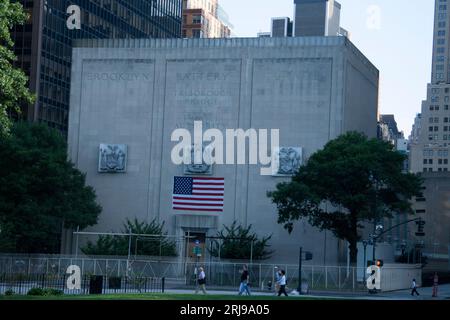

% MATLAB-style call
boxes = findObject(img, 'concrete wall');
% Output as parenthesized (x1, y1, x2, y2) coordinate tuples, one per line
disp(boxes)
(66, 37, 378, 265)
(381, 264, 422, 292)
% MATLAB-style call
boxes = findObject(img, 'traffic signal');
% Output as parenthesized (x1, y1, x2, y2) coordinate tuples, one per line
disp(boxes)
(304, 252, 313, 261)
(416, 219, 426, 237)
(375, 260, 384, 268)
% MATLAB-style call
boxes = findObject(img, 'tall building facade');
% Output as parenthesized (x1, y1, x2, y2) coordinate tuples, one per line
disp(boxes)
(294, 0, 341, 37)
(64, 36, 379, 264)
(181, 0, 232, 38)
(408, 0, 450, 268)
(12, 0, 182, 134)
(410, 0, 450, 173)
(271, 17, 293, 37)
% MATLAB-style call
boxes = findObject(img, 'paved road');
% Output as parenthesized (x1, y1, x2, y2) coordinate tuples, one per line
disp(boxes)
(166, 284, 450, 300)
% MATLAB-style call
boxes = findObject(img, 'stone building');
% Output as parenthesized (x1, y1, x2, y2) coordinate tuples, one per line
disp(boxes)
(64, 36, 379, 264)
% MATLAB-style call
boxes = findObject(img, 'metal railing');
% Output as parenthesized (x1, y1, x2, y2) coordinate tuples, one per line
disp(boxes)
(0, 255, 424, 293)
(0, 273, 164, 296)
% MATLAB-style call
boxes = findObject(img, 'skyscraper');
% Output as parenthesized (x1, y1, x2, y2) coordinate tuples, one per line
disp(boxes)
(259, 0, 348, 38)
(12, 0, 182, 134)
(293, 0, 342, 37)
(410, 0, 450, 173)
(271, 17, 293, 37)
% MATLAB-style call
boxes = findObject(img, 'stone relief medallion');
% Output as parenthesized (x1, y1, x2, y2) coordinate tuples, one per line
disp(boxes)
(98, 144, 127, 173)
(272, 147, 303, 176)
(183, 144, 213, 175)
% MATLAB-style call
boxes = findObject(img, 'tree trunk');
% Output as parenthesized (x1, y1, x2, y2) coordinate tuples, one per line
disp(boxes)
(349, 212, 359, 265)
(348, 240, 358, 265)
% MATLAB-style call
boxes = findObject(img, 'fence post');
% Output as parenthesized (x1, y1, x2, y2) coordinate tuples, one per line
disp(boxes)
(325, 266, 328, 289)
(352, 267, 355, 291)
(259, 264, 262, 290)
(312, 265, 314, 289)
(162, 277, 165, 293)
(338, 266, 341, 289)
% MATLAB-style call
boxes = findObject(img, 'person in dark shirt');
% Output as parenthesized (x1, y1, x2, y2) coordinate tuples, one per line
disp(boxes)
(238, 264, 251, 296)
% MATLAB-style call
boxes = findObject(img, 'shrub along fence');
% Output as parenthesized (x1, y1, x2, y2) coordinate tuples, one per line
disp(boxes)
(0, 273, 165, 296)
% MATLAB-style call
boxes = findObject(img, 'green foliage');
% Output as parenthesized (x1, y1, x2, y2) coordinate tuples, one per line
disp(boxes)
(4, 289, 14, 296)
(0, 0, 35, 135)
(27, 288, 63, 296)
(209, 221, 273, 260)
(81, 218, 177, 257)
(268, 132, 423, 263)
(0, 122, 102, 253)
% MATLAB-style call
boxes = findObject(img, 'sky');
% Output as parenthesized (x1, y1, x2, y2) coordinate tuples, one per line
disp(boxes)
(220, 0, 435, 136)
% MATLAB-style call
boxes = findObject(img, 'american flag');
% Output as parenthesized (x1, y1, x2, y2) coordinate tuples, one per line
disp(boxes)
(173, 177, 224, 213)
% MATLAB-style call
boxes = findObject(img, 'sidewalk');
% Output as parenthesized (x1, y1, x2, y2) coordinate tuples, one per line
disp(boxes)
(165, 284, 450, 300)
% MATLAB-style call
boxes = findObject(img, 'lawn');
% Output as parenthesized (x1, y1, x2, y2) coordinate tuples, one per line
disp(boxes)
(0, 293, 332, 300)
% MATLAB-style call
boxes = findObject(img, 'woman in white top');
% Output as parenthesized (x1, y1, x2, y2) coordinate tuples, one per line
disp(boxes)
(195, 267, 207, 294)
(277, 270, 288, 297)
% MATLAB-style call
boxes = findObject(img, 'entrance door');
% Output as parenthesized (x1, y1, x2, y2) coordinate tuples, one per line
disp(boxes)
(186, 232, 206, 262)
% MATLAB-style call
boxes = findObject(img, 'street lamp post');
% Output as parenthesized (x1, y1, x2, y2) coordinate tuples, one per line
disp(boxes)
(362, 240, 368, 282)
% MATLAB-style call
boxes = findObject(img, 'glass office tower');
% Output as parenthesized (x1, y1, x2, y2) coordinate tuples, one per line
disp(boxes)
(12, 0, 182, 134)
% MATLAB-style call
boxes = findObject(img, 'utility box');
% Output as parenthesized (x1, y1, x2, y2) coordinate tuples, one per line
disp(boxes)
(89, 276, 103, 294)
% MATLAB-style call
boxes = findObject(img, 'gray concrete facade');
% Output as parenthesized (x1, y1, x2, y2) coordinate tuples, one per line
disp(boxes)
(66, 37, 378, 264)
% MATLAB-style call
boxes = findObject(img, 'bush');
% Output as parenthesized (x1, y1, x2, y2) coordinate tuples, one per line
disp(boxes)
(27, 288, 44, 296)
(4, 289, 15, 296)
(27, 288, 64, 296)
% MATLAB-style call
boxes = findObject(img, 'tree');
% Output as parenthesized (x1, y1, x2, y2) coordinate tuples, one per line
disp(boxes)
(0, 122, 102, 253)
(209, 221, 273, 260)
(81, 218, 177, 257)
(268, 132, 423, 264)
(0, 0, 34, 135)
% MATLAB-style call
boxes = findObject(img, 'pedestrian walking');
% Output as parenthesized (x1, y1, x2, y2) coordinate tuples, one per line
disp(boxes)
(238, 265, 251, 296)
(277, 270, 288, 297)
(411, 278, 420, 296)
(432, 273, 439, 298)
(195, 267, 207, 294)
(274, 267, 281, 295)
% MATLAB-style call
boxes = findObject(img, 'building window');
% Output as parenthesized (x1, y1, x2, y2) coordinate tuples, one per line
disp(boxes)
(192, 15, 202, 24)
(192, 29, 202, 38)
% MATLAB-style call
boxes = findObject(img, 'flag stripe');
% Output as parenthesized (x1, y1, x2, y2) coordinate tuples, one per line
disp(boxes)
(173, 207, 223, 212)
(173, 202, 223, 207)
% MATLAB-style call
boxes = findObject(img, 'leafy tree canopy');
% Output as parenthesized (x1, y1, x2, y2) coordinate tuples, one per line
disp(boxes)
(0, 122, 101, 253)
(0, 0, 34, 135)
(268, 132, 423, 263)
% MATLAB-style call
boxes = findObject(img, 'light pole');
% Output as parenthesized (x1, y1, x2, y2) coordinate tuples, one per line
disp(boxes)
(297, 247, 303, 294)
(362, 240, 368, 282)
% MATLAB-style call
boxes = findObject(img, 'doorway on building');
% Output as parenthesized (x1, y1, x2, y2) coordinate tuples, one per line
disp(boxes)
(185, 232, 207, 263)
